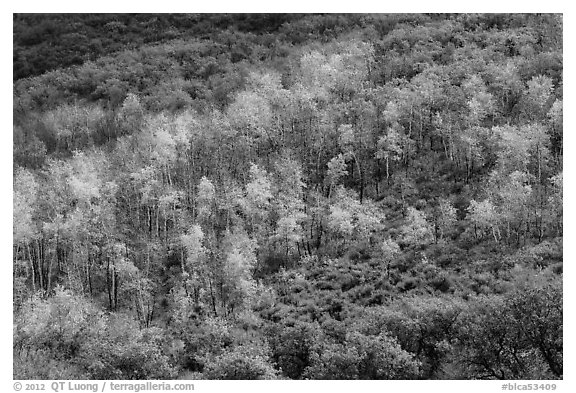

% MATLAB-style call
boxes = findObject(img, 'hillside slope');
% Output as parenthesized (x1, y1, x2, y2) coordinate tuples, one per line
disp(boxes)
(13, 13, 562, 380)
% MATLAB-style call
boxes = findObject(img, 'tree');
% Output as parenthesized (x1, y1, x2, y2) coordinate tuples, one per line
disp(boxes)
(436, 199, 458, 241)
(547, 99, 562, 159)
(380, 238, 400, 280)
(327, 193, 355, 239)
(41, 104, 105, 153)
(196, 176, 216, 223)
(494, 125, 532, 175)
(455, 126, 488, 183)
(376, 127, 403, 183)
(462, 74, 495, 126)
(521, 75, 555, 122)
(467, 199, 501, 242)
(117, 93, 144, 136)
(484, 60, 523, 117)
(226, 90, 273, 144)
(546, 172, 562, 236)
(271, 154, 308, 256)
(273, 214, 307, 257)
(220, 229, 258, 314)
(180, 224, 208, 303)
(13, 168, 39, 245)
(327, 186, 385, 252)
(337, 124, 365, 202)
(326, 153, 348, 192)
(245, 164, 272, 212)
(401, 207, 434, 247)
(491, 171, 532, 244)
(242, 163, 273, 238)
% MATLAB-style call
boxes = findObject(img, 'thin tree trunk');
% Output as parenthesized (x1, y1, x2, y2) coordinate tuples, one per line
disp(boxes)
(36, 239, 44, 292)
(386, 157, 390, 185)
(27, 243, 36, 293)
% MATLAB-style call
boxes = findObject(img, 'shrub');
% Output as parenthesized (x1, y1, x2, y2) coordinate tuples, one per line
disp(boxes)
(13, 289, 177, 380)
(265, 321, 321, 379)
(303, 331, 420, 379)
(203, 345, 278, 380)
(453, 281, 562, 379)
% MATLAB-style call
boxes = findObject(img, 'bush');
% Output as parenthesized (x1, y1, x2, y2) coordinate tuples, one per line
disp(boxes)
(453, 281, 562, 379)
(429, 274, 454, 293)
(81, 324, 177, 380)
(13, 289, 177, 380)
(203, 345, 278, 380)
(357, 297, 465, 379)
(303, 331, 420, 379)
(265, 321, 320, 379)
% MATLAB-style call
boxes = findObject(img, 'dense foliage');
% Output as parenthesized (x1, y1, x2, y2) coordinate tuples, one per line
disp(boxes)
(13, 13, 562, 380)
